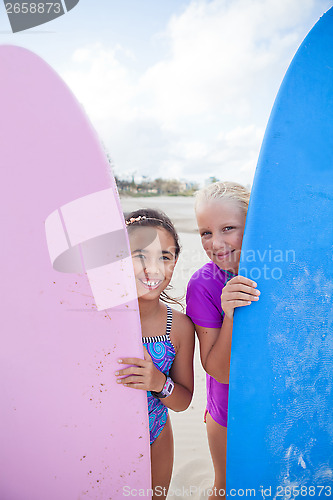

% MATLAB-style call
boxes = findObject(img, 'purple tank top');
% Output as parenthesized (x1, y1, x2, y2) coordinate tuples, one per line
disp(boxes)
(186, 261, 234, 427)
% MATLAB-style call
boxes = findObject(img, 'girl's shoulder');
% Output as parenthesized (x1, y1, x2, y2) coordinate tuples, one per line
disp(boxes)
(171, 307, 194, 330)
(169, 307, 195, 350)
(189, 260, 231, 284)
(187, 262, 233, 303)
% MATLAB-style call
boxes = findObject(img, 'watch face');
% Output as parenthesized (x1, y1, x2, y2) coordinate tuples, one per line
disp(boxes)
(164, 377, 174, 396)
(165, 380, 173, 394)
(151, 376, 174, 399)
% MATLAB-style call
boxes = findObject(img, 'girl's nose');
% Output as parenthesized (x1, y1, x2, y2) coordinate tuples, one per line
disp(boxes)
(145, 258, 163, 277)
(212, 234, 225, 250)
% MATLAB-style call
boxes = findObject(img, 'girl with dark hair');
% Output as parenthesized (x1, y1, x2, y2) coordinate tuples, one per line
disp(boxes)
(115, 208, 194, 499)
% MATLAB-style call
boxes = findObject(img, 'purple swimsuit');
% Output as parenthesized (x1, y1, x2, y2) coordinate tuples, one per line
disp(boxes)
(186, 261, 234, 427)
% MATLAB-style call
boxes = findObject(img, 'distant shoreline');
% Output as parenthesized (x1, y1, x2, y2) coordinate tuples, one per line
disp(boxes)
(119, 192, 195, 198)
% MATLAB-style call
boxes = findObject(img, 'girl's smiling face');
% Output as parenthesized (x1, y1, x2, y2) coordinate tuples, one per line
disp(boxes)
(129, 226, 178, 300)
(196, 199, 246, 274)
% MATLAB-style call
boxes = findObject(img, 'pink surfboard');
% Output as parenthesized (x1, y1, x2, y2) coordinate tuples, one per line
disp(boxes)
(0, 45, 151, 499)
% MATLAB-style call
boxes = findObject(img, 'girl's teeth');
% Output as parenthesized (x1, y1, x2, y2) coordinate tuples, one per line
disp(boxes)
(141, 280, 160, 287)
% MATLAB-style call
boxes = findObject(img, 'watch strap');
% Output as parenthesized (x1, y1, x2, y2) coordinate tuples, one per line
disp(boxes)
(151, 376, 175, 399)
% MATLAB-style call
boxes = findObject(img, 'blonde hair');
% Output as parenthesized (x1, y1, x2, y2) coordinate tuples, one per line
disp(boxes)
(195, 181, 250, 215)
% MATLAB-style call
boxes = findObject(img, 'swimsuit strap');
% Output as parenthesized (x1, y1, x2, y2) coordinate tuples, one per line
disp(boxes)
(142, 305, 173, 344)
(165, 305, 172, 337)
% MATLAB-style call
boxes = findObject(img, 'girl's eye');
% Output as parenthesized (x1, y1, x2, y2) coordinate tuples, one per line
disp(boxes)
(201, 231, 211, 237)
(161, 255, 171, 261)
(133, 253, 145, 259)
(223, 226, 234, 232)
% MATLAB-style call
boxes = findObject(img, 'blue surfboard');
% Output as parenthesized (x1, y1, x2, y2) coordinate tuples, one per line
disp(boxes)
(227, 7, 333, 498)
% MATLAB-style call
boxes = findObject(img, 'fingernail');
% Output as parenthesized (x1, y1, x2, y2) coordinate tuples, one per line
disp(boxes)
(116, 379, 122, 384)
(118, 359, 123, 364)
(252, 282, 257, 287)
(255, 290, 260, 295)
(115, 371, 119, 376)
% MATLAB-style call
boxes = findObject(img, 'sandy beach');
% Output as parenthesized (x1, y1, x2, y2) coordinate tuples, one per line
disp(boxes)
(120, 196, 215, 500)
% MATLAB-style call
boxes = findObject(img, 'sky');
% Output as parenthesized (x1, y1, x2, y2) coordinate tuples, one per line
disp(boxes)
(0, 0, 332, 186)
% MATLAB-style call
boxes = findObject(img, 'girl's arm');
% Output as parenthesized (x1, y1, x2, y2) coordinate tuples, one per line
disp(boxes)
(115, 313, 195, 412)
(196, 276, 260, 384)
(195, 318, 232, 384)
(162, 312, 194, 412)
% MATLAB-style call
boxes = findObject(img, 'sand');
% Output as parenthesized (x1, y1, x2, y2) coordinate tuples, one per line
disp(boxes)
(120, 196, 215, 500)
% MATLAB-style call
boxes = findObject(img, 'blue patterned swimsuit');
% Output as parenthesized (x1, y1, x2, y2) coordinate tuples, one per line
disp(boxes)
(142, 305, 176, 444)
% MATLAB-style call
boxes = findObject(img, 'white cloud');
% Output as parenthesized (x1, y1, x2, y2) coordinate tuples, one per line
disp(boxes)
(61, 0, 330, 186)
(140, 0, 324, 128)
(65, 43, 137, 121)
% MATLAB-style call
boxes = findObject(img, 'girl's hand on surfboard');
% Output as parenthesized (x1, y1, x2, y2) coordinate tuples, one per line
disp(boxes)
(221, 275, 260, 319)
(115, 347, 167, 392)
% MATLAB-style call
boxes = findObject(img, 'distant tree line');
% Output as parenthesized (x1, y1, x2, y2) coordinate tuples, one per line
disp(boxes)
(102, 145, 200, 196)
(115, 176, 199, 196)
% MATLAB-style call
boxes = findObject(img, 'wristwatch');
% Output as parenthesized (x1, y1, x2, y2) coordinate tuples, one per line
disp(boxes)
(151, 376, 175, 399)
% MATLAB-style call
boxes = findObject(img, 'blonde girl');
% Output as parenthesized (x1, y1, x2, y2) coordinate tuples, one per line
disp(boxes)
(186, 182, 260, 497)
